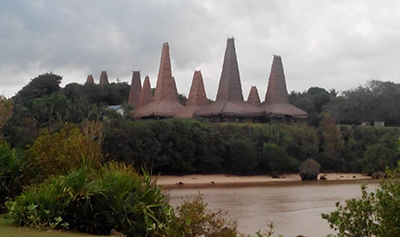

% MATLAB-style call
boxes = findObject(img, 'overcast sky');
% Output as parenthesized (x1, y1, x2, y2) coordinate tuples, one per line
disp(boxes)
(1, 0, 400, 99)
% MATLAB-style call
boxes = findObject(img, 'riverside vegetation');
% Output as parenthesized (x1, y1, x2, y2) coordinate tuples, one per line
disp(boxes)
(1, 73, 400, 236)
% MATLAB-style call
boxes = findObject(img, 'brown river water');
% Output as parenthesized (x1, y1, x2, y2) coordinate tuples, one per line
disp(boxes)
(166, 180, 379, 237)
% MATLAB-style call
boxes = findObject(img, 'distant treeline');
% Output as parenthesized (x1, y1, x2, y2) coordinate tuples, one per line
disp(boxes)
(103, 118, 400, 175)
(1, 73, 400, 175)
(290, 80, 400, 126)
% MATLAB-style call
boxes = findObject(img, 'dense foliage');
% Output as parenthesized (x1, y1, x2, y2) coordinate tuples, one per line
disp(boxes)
(2, 73, 128, 147)
(299, 159, 321, 180)
(103, 118, 400, 175)
(2, 72, 400, 236)
(6, 163, 173, 236)
(290, 81, 400, 127)
(28, 123, 103, 179)
(0, 141, 27, 208)
(322, 162, 400, 237)
(0, 95, 13, 132)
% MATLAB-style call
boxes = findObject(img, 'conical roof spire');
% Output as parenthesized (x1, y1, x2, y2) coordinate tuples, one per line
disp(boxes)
(85, 75, 94, 84)
(138, 76, 153, 109)
(176, 71, 209, 118)
(187, 71, 208, 107)
(153, 43, 177, 102)
(261, 55, 307, 118)
(216, 38, 244, 102)
(194, 38, 265, 119)
(134, 42, 184, 118)
(99, 71, 109, 85)
(265, 55, 289, 104)
(128, 71, 142, 108)
(247, 86, 261, 106)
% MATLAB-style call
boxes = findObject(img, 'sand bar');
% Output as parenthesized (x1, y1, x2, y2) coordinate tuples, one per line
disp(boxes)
(154, 173, 372, 189)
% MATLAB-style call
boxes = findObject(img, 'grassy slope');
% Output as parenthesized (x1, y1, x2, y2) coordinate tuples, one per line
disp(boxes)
(0, 216, 104, 237)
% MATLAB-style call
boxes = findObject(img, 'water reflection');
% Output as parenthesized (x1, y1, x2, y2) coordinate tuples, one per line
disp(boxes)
(167, 180, 379, 237)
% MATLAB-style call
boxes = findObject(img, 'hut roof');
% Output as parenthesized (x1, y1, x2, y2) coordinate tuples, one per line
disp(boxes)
(216, 38, 244, 102)
(194, 38, 264, 118)
(186, 71, 208, 107)
(262, 55, 307, 118)
(194, 101, 265, 118)
(264, 55, 289, 104)
(128, 71, 142, 108)
(85, 75, 95, 84)
(134, 100, 183, 118)
(135, 43, 184, 118)
(247, 86, 261, 106)
(262, 103, 308, 118)
(176, 71, 209, 118)
(138, 76, 153, 109)
(99, 71, 109, 85)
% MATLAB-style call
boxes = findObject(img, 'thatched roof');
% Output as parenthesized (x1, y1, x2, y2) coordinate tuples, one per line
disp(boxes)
(262, 103, 308, 118)
(128, 71, 142, 108)
(99, 71, 109, 85)
(176, 71, 209, 118)
(247, 86, 261, 106)
(138, 76, 153, 109)
(85, 75, 95, 84)
(135, 43, 184, 118)
(195, 101, 265, 118)
(216, 38, 243, 102)
(262, 55, 307, 118)
(194, 38, 265, 118)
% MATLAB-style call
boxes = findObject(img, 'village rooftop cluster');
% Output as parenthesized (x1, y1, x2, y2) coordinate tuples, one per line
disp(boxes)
(85, 38, 307, 121)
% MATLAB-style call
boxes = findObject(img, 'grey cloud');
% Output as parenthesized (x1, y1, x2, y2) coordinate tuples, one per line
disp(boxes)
(1, 0, 400, 99)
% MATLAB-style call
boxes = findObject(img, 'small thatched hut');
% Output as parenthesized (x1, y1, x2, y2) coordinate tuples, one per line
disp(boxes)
(85, 75, 95, 84)
(128, 71, 142, 108)
(137, 76, 153, 109)
(261, 55, 307, 119)
(99, 71, 109, 85)
(134, 43, 184, 118)
(176, 71, 209, 118)
(247, 86, 261, 106)
(194, 38, 265, 120)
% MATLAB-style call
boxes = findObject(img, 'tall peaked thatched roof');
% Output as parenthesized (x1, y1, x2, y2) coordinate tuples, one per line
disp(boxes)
(216, 38, 243, 102)
(134, 43, 184, 118)
(153, 43, 177, 101)
(247, 86, 261, 106)
(262, 55, 307, 118)
(264, 55, 289, 104)
(85, 75, 95, 84)
(99, 71, 109, 85)
(194, 38, 265, 118)
(176, 71, 209, 118)
(138, 76, 153, 109)
(128, 71, 142, 108)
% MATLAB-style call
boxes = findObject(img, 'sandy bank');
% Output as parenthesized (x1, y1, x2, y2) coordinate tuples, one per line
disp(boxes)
(154, 173, 372, 189)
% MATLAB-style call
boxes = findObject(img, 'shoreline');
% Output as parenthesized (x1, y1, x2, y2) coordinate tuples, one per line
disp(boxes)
(154, 173, 375, 189)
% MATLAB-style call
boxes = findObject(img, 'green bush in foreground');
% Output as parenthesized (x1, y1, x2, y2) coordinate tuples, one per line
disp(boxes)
(6, 163, 172, 236)
(166, 194, 238, 237)
(322, 162, 400, 237)
(0, 141, 27, 208)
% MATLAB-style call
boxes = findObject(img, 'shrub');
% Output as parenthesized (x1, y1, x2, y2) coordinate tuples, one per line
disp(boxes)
(27, 123, 103, 179)
(0, 141, 27, 208)
(0, 95, 13, 132)
(165, 194, 238, 237)
(322, 162, 400, 237)
(362, 143, 397, 174)
(299, 159, 321, 180)
(224, 139, 258, 174)
(263, 143, 299, 174)
(6, 162, 173, 236)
